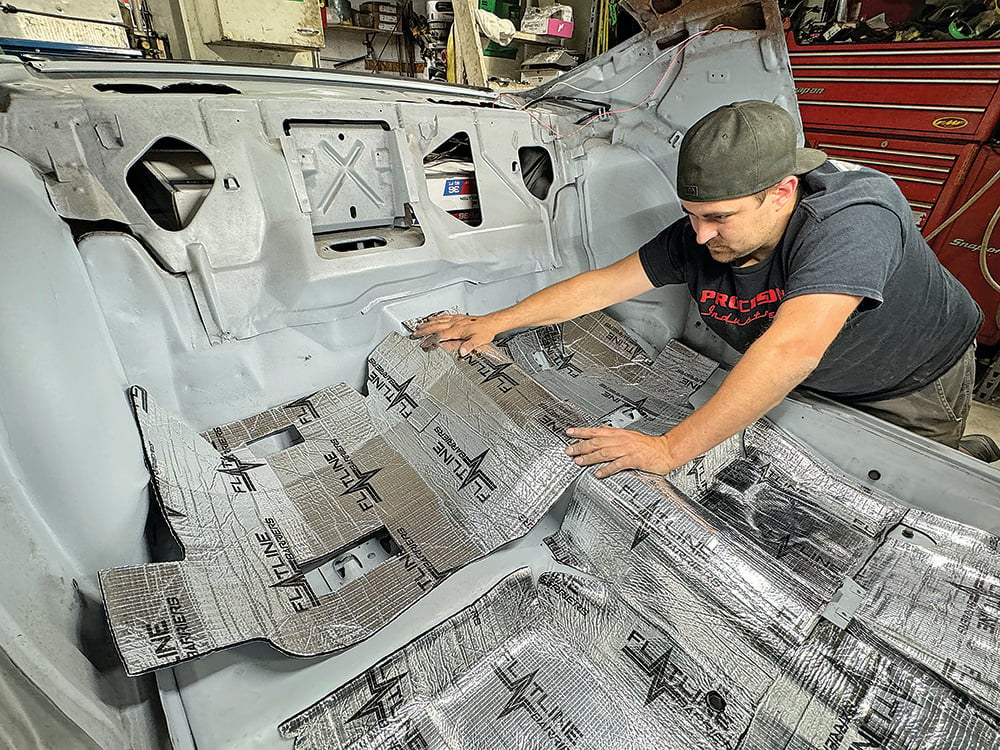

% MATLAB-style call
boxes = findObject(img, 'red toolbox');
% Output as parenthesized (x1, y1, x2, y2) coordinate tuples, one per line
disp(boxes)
(787, 30, 1000, 344)
(788, 33, 1000, 142)
(804, 129, 979, 230)
(929, 144, 1000, 345)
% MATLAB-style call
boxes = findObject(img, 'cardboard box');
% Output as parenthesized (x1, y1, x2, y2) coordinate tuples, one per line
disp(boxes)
(356, 1, 399, 28)
(447, 208, 482, 224)
(520, 68, 562, 86)
(425, 160, 479, 212)
(360, 1, 399, 18)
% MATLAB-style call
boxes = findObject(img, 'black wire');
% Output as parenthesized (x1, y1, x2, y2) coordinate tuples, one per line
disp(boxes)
(320, 54, 368, 67)
(0, 2, 128, 28)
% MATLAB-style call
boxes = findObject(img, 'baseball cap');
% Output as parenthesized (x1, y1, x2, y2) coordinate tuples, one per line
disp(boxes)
(676, 100, 827, 202)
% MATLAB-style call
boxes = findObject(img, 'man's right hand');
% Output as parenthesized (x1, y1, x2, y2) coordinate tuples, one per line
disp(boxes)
(412, 313, 504, 356)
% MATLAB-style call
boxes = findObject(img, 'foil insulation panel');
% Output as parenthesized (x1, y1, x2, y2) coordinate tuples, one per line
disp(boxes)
(745, 618, 1000, 749)
(365, 333, 588, 549)
(100, 322, 719, 675)
(549, 411, 905, 653)
(280, 570, 769, 750)
(280, 569, 1000, 750)
(854, 508, 1000, 711)
(99, 384, 443, 675)
(499, 314, 717, 434)
(559, 470, 823, 655)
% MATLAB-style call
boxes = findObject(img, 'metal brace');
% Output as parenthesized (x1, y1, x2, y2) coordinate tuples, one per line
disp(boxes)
(821, 577, 866, 630)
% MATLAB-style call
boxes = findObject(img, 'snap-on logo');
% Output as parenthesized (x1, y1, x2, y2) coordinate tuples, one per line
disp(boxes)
(932, 116, 968, 130)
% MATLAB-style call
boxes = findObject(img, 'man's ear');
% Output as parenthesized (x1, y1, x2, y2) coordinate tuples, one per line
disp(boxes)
(771, 175, 799, 209)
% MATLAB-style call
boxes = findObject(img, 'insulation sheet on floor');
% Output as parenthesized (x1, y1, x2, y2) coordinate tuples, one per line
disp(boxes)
(499, 313, 717, 434)
(100, 323, 717, 674)
(854, 508, 1000, 711)
(279, 568, 1000, 750)
(550, 419, 906, 651)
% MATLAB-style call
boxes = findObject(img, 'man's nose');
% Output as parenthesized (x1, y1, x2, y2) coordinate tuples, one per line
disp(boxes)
(690, 217, 717, 245)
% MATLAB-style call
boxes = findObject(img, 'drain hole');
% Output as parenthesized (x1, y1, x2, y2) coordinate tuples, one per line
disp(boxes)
(706, 690, 727, 712)
(328, 236, 388, 252)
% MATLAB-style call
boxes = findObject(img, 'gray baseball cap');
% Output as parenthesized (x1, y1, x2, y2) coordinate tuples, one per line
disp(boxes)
(677, 100, 827, 202)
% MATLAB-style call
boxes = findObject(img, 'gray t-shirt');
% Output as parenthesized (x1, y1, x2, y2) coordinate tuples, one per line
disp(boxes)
(638, 161, 982, 402)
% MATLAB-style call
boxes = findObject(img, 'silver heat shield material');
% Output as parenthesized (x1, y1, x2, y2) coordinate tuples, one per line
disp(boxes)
(280, 317, 1000, 749)
(280, 569, 1000, 750)
(548, 376, 905, 650)
(499, 314, 717, 434)
(99, 383, 443, 675)
(854, 508, 1000, 711)
(100, 321, 718, 675)
(365, 333, 587, 549)
(279, 569, 763, 750)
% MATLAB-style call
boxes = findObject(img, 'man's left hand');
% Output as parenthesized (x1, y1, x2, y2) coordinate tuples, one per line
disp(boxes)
(564, 426, 677, 478)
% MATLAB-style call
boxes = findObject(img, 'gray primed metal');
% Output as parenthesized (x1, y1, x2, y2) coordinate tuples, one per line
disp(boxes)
(289, 122, 404, 233)
(0, 153, 161, 748)
(0, 0, 997, 746)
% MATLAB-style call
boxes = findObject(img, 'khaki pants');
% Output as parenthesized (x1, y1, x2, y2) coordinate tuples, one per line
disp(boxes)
(853, 343, 976, 450)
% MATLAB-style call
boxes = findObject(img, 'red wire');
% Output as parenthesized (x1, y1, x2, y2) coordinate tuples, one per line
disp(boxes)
(493, 25, 738, 139)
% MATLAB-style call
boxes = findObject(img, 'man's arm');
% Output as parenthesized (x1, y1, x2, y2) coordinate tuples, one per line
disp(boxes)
(413, 252, 655, 355)
(565, 293, 863, 477)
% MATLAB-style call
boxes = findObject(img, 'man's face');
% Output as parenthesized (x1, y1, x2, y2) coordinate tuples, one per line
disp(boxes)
(680, 192, 785, 266)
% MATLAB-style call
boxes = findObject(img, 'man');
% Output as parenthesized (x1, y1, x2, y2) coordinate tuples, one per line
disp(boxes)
(414, 100, 996, 476)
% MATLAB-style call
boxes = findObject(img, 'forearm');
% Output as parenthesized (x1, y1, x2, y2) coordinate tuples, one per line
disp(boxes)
(486, 267, 635, 332)
(565, 293, 861, 478)
(416, 252, 655, 354)
(662, 337, 820, 467)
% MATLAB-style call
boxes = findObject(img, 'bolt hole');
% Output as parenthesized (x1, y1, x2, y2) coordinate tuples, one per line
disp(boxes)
(367, 552, 377, 559)
(706, 690, 726, 712)
(338, 133, 346, 141)
(901, 528, 914, 539)
(350, 206, 357, 219)
(868, 470, 881, 481)
(512, 161, 518, 172)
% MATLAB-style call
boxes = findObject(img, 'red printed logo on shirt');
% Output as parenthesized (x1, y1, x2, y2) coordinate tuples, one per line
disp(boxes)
(699, 288, 785, 327)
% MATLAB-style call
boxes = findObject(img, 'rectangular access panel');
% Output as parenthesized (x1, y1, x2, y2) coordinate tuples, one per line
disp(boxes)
(804, 129, 979, 231)
(203, 0, 324, 50)
(930, 144, 1000, 346)
(788, 34, 1000, 141)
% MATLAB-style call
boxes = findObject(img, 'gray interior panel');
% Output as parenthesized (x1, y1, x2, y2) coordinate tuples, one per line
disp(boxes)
(1, 0, 998, 745)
